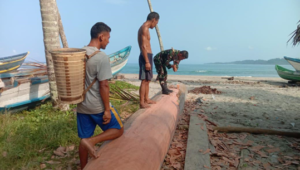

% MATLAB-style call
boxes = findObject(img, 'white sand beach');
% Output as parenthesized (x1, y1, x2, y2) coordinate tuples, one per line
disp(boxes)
(122, 73, 300, 129)
(121, 73, 300, 169)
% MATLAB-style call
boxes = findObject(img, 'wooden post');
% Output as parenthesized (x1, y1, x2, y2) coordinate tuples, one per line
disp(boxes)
(147, 0, 164, 51)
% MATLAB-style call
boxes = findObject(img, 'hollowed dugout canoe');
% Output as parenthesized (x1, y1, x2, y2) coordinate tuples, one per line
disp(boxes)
(84, 84, 187, 170)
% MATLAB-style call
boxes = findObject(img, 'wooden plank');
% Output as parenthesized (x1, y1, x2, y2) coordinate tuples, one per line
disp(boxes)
(84, 84, 187, 170)
(184, 114, 211, 170)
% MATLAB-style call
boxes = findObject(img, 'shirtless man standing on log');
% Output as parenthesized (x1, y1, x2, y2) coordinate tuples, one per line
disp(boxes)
(138, 12, 159, 108)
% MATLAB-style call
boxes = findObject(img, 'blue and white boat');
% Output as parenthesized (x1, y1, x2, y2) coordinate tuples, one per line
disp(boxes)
(0, 52, 29, 73)
(0, 46, 131, 112)
(284, 56, 300, 72)
(109, 46, 131, 76)
(0, 76, 50, 112)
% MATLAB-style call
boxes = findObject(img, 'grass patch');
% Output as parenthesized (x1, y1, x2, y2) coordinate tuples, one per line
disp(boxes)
(109, 81, 139, 114)
(0, 103, 80, 169)
(109, 80, 139, 90)
(0, 81, 139, 169)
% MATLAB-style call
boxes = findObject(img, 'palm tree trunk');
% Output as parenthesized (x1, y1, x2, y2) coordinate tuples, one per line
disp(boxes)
(147, 0, 164, 51)
(56, 1, 68, 48)
(39, 0, 69, 110)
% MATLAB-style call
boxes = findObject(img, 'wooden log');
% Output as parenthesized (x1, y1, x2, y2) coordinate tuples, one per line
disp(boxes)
(213, 126, 300, 138)
(84, 84, 187, 170)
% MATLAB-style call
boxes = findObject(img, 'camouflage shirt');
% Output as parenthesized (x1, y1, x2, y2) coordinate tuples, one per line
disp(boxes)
(154, 49, 180, 69)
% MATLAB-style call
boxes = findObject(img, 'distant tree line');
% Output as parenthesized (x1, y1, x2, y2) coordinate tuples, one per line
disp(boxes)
(211, 58, 290, 65)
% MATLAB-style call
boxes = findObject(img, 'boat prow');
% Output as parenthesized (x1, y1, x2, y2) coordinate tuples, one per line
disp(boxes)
(275, 65, 300, 82)
(0, 52, 29, 73)
(109, 46, 131, 76)
(284, 56, 300, 72)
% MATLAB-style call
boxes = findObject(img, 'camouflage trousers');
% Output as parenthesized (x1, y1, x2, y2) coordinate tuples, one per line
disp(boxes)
(154, 62, 168, 84)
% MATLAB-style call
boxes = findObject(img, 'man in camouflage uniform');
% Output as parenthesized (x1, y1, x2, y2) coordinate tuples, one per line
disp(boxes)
(154, 49, 188, 94)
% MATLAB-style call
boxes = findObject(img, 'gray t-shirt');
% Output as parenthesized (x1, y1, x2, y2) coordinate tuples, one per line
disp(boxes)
(77, 46, 112, 114)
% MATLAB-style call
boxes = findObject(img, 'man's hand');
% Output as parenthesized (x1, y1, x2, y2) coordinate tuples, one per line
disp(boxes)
(103, 110, 111, 124)
(172, 65, 178, 72)
(145, 62, 151, 71)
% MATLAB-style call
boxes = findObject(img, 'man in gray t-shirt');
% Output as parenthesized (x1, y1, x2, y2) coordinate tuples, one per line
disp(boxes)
(76, 22, 124, 169)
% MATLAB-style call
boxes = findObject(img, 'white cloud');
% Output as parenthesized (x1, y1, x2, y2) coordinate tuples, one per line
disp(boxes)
(206, 46, 217, 51)
(206, 47, 212, 51)
(13, 50, 17, 54)
(248, 46, 253, 50)
(104, 0, 127, 5)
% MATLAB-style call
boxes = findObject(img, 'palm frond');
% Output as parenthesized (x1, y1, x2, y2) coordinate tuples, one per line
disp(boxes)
(287, 20, 300, 46)
(109, 84, 139, 103)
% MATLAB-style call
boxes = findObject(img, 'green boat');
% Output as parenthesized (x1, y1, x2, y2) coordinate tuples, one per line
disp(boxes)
(275, 65, 300, 82)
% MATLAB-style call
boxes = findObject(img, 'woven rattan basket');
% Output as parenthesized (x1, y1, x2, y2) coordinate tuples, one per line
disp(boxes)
(50, 48, 87, 104)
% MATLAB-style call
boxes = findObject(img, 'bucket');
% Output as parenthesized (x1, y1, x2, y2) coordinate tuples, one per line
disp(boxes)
(50, 48, 87, 104)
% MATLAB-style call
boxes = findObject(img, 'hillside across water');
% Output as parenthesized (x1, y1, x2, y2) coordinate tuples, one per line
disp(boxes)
(209, 58, 291, 65)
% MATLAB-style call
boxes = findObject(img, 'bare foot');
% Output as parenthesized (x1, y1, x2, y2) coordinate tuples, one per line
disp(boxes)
(140, 103, 151, 108)
(80, 139, 97, 159)
(145, 99, 156, 104)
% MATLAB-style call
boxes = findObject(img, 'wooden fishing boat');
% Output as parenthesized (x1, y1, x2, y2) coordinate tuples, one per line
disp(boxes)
(0, 62, 49, 113)
(0, 52, 29, 73)
(0, 76, 50, 112)
(109, 46, 131, 76)
(284, 56, 300, 72)
(0, 46, 131, 112)
(275, 65, 300, 82)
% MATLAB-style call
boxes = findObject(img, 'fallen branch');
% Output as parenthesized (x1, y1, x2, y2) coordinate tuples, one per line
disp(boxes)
(198, 114, 218, 126)
(213, 127, 300, 138)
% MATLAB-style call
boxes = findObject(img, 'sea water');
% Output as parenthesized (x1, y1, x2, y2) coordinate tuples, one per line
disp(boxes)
(120, 63, 295, 78)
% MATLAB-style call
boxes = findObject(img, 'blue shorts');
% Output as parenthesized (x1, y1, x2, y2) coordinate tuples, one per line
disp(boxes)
(77, 106, 123, 139)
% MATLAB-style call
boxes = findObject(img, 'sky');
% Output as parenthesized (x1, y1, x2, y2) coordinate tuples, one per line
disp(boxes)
(0, 0, 300, 64)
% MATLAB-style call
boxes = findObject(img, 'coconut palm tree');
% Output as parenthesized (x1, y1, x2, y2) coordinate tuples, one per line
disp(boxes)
(56, 3, 68, 48)
(39, 0, 69, 110)
(288, 20, 300, 46)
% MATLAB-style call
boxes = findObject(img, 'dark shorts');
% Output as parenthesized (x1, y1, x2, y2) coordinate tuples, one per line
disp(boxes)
(77, 106, 123, 139)
(139, 53, 153, 81)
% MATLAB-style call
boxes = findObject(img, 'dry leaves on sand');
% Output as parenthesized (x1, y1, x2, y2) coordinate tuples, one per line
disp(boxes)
(40, 164, 46, 169)
(188, 86, 222, 95)
(201, 125, 205, 131)
(161, 102, 190, 170)
(206, 124, 248, 169)
(206, 124, 300, 169)
(2, 151, 7, 157)
(263, 162, 271, 170)
(204, 165, 210, 169)
(45, 160, 61, 165)
(202, 149, 211, 155)
(266, 147, 280, 153)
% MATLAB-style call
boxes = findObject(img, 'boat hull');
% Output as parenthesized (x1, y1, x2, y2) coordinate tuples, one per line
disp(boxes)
(0, 52, 29, 73)
(0, 79, 50, 112)
(275, 65, 300, 82)
(0, 46, 131, 112)
(284, 56, 300, 72)
(109, 46, 131, 76)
